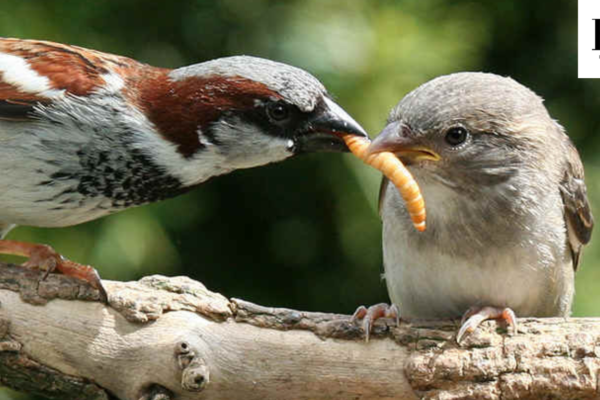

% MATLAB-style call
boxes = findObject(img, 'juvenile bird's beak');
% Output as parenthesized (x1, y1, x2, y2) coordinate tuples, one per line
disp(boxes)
(368, 121, 440, 164)
(295, 97, 368, 153)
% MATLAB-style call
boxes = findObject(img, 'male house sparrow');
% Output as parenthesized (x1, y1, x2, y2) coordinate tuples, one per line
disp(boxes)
(0, 38, 366, 301)
(358, 72, 593, 342)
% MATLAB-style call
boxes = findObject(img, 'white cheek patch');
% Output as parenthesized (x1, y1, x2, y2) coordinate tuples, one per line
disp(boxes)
(0, 52, 65, 98)
(204, 119, 293, 171)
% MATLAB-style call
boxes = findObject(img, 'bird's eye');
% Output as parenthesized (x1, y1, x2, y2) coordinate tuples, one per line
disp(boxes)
(445, 126, 469, 146)
(266, 102, 290, 123)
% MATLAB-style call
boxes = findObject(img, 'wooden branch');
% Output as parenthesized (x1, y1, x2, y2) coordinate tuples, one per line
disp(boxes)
(0, 263, 599, 400)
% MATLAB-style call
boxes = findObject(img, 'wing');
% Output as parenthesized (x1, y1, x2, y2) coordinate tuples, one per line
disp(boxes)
(559, 140, 594, 271)
(378, 177, 391, 219)
(0, 38, 141, 121)
(0, 99, 39, 121)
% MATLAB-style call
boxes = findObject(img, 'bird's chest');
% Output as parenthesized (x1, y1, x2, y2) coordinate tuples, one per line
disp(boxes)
(380, 181, 572, 319)
(0, 119, 186, 227)
(384, 241, 551, 318)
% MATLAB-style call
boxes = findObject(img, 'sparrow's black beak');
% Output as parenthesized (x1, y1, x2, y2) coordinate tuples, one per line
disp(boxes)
(368, 121, 440, 163)
(295, 97, 368, 153)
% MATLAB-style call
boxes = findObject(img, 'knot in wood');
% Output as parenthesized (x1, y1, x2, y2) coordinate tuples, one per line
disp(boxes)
(175, 341, 210, 392)
(175, 341, 194, 369)
(182, 362, 209, 392)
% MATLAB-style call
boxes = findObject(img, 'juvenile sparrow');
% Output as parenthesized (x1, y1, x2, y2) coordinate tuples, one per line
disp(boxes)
(356, 72, 593, 342)
(0, 38, 367, 301)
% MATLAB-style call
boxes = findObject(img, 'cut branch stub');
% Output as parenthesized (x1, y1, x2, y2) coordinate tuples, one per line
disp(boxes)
(175, 340, 209, 392)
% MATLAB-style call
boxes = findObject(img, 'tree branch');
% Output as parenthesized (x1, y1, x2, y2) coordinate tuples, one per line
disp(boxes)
(0, 262, 599, 400)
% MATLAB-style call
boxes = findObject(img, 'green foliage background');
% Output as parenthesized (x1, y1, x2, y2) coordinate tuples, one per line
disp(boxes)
(1, 1, 598, 399)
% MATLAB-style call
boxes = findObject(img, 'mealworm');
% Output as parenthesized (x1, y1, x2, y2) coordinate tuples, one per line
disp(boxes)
(343, 135, 426, 232)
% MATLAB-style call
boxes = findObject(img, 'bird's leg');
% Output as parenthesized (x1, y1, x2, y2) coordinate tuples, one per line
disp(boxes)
(352, 303, 400, 342)
(0, 239, 107, 303)
(457, 306, 517, 344)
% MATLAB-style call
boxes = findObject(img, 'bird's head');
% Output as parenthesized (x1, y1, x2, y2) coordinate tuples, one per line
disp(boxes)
(140, 56, 366, 175)
(368, 72, 561, 191)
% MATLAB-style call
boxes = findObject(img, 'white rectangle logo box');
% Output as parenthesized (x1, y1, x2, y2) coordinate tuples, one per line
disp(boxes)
(579, 0, 600, 78)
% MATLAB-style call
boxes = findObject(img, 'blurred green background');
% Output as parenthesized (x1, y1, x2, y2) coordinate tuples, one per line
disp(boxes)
(1, 0, 598, 398)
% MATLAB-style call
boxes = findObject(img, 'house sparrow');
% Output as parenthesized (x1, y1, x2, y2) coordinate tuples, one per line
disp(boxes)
(355, 72, 593, 343)
(0, 38, 367, 301)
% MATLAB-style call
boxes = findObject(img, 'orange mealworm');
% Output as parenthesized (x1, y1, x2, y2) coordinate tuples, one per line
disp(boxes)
(343, 135, 426, 232)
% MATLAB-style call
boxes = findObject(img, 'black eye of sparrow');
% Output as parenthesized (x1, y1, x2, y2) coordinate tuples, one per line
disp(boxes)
(266, 102, 291, 123)
(445, 126, 469, 146)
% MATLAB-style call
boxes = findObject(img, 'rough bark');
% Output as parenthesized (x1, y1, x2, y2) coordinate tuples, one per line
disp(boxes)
(0, 262, 599, 400)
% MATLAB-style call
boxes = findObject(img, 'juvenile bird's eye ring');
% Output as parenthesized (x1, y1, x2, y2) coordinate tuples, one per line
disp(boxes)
(445, 126, 469, 146)
(266, 102, 290, 122)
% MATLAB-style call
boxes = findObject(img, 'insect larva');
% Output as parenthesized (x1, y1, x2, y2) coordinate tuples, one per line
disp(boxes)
(343, 135, 426, 232)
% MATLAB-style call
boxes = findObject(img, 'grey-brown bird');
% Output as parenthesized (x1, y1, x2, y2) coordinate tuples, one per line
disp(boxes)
(356, 72, 593, 342)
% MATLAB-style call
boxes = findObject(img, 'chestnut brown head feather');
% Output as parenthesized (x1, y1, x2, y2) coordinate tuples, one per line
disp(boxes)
(169, 56, 326, 112)
(137, 55, 339, 158)
(138, 73, 283, 157)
